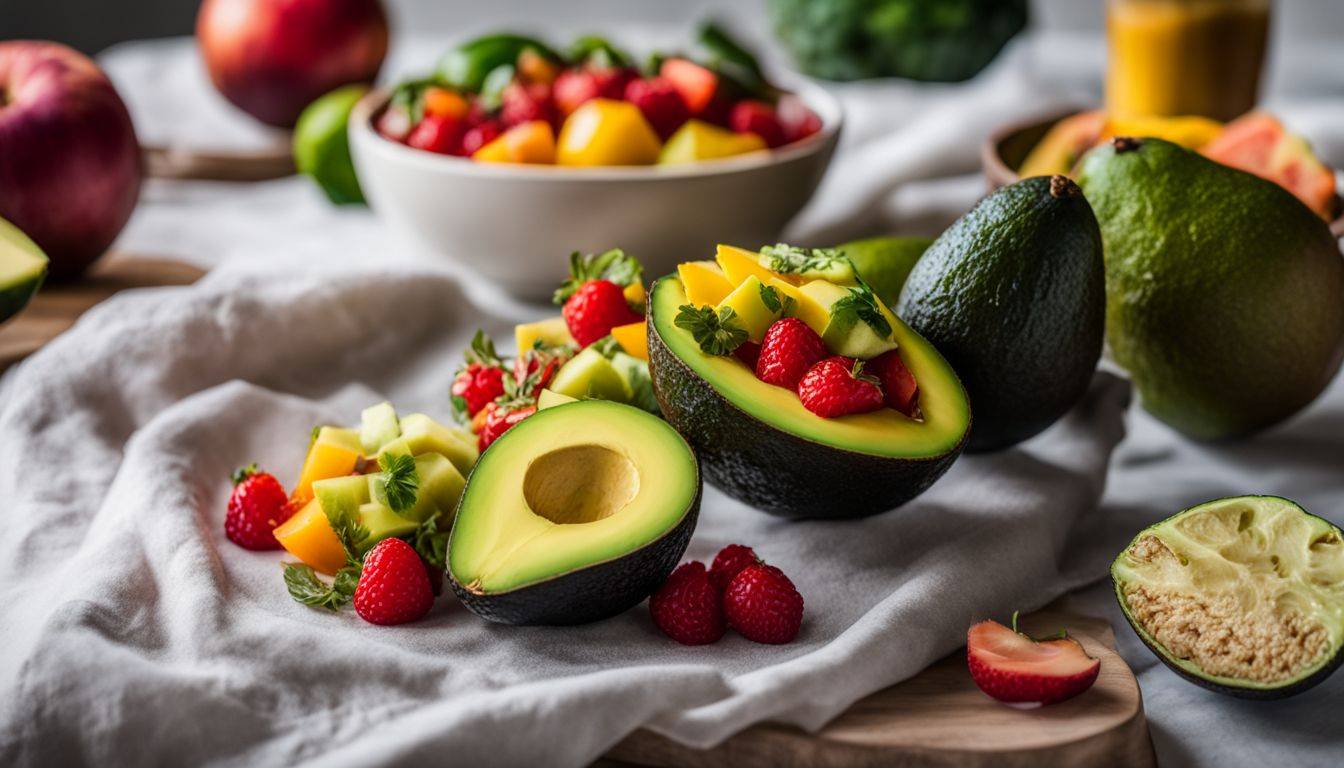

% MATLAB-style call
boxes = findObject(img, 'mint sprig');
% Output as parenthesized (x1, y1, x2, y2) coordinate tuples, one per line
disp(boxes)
(553, 249, 644, 305)
(675, 304, 748, 356)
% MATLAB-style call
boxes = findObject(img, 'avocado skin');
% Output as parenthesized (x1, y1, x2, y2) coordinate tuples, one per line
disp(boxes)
(648, 310, 964, 519)
(448, 486, 700, 626)
(1079, 138, 1344, 440)
(896, 176, 1105, 452)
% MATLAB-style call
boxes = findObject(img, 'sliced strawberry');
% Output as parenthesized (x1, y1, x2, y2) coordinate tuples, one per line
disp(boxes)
(407, 113, 465, 155)
(660, 58, 718, 115)
(478, 404, 536, 452)
(967, 615, 1100, 707)
(730, 100, 788, 148)
(867, 349, 920, 417)
(563, 280, 642, 348)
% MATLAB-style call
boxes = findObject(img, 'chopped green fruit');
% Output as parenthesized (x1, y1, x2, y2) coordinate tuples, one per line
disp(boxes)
(369, 452, 465, 524)
(397, 413, 479, 477)
(537, 388, 578, 409)
(793, 280, 897, 359)
(548, 347, 632, 402)
(716, 275, 782, 343)
(608, 352, 660, 414)
(0, 216, 48, 325)
(659, 119, 766, 165)
(357, 501, 419, 549)
(359, 401, 401, 455)
(313, 474, 371, 529)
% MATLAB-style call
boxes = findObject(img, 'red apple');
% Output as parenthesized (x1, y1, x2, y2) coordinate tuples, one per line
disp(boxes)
(0, 41, 142, 280)
(197, 0, 389, 128)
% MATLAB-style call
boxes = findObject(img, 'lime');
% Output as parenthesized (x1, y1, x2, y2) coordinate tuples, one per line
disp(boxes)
(294, 85, 369, 205)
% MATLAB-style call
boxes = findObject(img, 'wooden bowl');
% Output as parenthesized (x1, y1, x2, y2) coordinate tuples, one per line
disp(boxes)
(982, 109, 1344, 238)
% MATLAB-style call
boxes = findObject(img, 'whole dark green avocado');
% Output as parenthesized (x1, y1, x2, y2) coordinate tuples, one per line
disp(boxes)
(896, 175, 1105, 452)
(1078, 137, 1344, 440)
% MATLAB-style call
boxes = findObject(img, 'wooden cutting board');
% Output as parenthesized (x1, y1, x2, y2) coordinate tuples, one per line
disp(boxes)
(143, 143, 295, 182)
(605, 601, 1154, 768)
(0, 254, 205, 371)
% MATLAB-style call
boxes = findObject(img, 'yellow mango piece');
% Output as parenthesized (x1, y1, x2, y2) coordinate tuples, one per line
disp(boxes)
(678, 260, 734, 306)
(557, 99, 661, 166)
(718, 275, 781, 343)
(473, 120, 557, 164)
(515, 316, 575, 352)
(767, 276, 805, 308)
(623, 282, 646, 306)
(715, 244, 775, 287)
(659, 120, 767, 165)
(273, 499, 347, 575)
(611, 321, 648, 361)
(792, 280, 841, 337)
(293, 427, 362, 507)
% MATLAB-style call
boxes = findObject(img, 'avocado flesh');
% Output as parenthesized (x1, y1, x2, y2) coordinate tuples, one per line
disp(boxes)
(0, 216, 48, 324)
(449, 400, 699, 624)
(1112, 496, 1344, 698)
(649, 277, 968, 518)
(1078, 138, 1344, 440)
(896, 175, 1105, 452)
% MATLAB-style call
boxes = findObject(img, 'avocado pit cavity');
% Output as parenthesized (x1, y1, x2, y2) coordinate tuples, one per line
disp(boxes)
(524, 444, 639, 524)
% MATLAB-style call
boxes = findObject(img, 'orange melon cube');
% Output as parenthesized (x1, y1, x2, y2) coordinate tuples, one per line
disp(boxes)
(273, 499, 347, 575)
(292, 427, 362, 507)
(611, 321, 648, 361)
(473, 120, 557, 165)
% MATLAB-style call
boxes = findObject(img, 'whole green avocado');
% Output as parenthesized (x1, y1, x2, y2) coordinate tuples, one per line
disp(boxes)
(1078, 137, 1344, 440)
(896, 175, 1106, 452)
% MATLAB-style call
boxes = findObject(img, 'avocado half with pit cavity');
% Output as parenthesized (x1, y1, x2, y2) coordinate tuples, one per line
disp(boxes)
(647, 276, 969, 519)
(1112, 496, 1344, 699)
(448, 399, 700, 625)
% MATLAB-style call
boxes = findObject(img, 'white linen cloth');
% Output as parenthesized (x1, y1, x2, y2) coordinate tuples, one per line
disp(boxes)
(2, 29, 1342, 768)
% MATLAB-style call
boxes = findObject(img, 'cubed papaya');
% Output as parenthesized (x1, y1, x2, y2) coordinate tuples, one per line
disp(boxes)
(292, 427, 362, 507)
(273, 499, 347, 575)
(611, 321, 648, 361)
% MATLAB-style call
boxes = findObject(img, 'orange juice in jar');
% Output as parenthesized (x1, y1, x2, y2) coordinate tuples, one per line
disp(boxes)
(1106, 0, 1270, 121)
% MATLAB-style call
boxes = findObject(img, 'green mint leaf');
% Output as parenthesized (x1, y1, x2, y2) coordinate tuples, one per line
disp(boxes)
(759, 284, 783, 314)
(553, 249, 644, 305)
(759, 243, 848, 276)
(379, 453, 419, 515)
(832, 285, 892, 338)
(284, 563, 358, 611)
(674, 303, 748, 356)
(411, 513, 450, 571)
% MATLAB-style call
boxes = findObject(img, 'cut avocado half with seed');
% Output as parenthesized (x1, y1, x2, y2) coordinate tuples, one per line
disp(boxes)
(648, 276, 968, 519)
(0, 216, 48, 325)
(1112, 496, 1344, 699)
(448, 400, 700, 625)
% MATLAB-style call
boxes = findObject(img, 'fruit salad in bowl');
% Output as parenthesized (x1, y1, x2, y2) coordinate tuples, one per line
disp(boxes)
(348, 24, 841, 299)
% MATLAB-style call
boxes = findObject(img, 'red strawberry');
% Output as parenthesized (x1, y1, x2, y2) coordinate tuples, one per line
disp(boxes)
(708, 544, 760, 592)
(660, 59, 718, 115)
(649, 561, 726, 645)
(554, 67, 634, 115)
(756, 318, 828, 390)
(353, 538, 435, 626)
(500, 81, 557, 129)
(733, 340, 762, 369)
(967, 614, 1100, 706)
(478, 404, 536, 451)
(797, 356, 886, 418)
(563, 280, 643, 348)
(777, 94, 822, 144)
(513, 345, 570, 398)
(460, 118, 504, 156)
(406, 113, 464, 155)
(723, 564, 804, 644)
(867, 349, 920, 417)
(624, 76, 690, 139)
(729, 100, 788, 148)
(225, 464, 293, 550)
(452, 331, 507, 418)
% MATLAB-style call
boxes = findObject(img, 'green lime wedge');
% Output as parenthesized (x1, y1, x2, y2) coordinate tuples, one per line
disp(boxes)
(0, 216, 48, 324)
(294, 84, 369, 205)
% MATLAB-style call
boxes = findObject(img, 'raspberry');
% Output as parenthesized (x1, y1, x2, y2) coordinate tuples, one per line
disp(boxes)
(649, 562, 726, 645)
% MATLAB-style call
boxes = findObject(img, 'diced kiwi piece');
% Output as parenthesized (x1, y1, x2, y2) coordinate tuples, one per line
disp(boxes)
(548, 347, 632, 402)
(357, 501, 419, 549)
(368, 452, 466, 523)
(397, 413, 479, 476)
(537, 388, 578, 409)
(360, 401, 401, 455)
(313, 474, 371, 526)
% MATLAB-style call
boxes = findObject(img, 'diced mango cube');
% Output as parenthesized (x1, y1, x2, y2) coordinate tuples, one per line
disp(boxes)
(715, 244, 775, 287)
(678, 260, 734, 306)
(611, 321, 648, 360)
(474, 120, 557, 164)
(292, 426, 362, 507)
(515, 316, 575, 352)
(717, 275, 781, 343)
(557, 100, 661, 166)
(273, 499, 347, 575)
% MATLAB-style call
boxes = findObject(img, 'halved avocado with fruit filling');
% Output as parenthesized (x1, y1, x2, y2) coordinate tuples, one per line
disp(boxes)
(1112, 496, 1344, 699)
(648, 276, 968, 519)
(449, 400, 700, 625)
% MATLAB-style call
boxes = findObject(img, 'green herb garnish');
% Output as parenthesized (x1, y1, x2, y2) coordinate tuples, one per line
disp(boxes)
(675, 304, 748, 356)
(759, 243, 849, 276)
(832, 284, 892, 338)
(378, 453, 419, 515)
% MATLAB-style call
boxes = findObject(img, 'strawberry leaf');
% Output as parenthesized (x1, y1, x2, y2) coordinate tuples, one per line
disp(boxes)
(230, 463, 258, 486)
(553, 249, 644, 305)
(464, 330, 503, 367)
(674, 304, 748, 356)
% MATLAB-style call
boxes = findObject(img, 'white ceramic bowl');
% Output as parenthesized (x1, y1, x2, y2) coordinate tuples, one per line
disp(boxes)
(349, 81, 842, 300)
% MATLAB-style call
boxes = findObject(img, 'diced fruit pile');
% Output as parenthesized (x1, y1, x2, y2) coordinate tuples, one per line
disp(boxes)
(966, 612, 1100, 707)
(650, 544, 805, 645)
(375, 24, 821, 167)
(1020, 110, 1338, 219)
(674, 244, 921, 419)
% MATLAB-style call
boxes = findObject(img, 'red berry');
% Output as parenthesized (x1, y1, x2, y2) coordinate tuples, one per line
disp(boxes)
(967, 618, 1100, 706)
(797, 356, 886, 418)
(563, 279, 643, 348)
(353, 538, 435, 626)
(513, 346, 570, 398)
(756, 318, 828, 390)
(478, 404, 536, 451)
(722, 564, 804, 644)
(660, 58, 719, 115)
(225, 464, 293, 550)
(708, 544, 760, 592)
(452, 363, 506, 418)
(624, 76, 690, 139)
(733, 340, 762, 369)
(460, 119, 503, 156)
(649, 561, 726, 645)
(553, 69, 600, 115)
(407, 114, 464, 155)
(593, 67, 637, 100)
(868, 349, 920, 417)
(777, 95, 822, 144)
(729, 100, 788, 148)
(500, 81, 557, 129)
